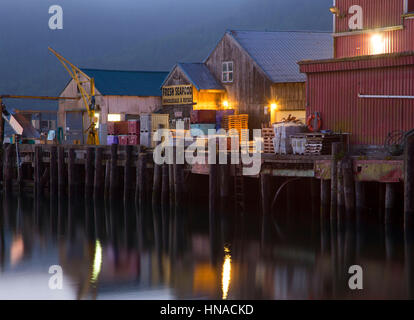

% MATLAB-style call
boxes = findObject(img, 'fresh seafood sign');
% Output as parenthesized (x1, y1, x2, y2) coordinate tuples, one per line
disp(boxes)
(162, 85, 193, 105)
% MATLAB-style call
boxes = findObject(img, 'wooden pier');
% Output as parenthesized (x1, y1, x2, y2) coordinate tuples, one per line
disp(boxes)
(1, 139, 413, 228)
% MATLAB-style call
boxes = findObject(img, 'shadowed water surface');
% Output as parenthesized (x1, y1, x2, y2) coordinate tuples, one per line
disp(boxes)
(0, 195, 413, 300)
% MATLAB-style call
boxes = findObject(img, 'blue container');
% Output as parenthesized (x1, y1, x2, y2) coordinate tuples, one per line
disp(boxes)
(190, 124, 216, 136)
(107, 135, 119, 145)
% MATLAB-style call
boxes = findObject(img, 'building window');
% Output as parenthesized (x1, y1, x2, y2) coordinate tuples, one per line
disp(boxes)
(408, 0, 414, 13)
(222, 61, 233, 83)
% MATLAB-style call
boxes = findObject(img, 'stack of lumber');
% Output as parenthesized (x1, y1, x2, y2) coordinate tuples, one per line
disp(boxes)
(304, 133, 342, 155)
(261, 127, 275, 153)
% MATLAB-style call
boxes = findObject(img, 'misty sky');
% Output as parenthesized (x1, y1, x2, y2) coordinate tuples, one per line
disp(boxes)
(0, 0, 332, 110)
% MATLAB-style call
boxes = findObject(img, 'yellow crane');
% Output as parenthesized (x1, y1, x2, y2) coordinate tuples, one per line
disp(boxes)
(48, 47, 99, 145)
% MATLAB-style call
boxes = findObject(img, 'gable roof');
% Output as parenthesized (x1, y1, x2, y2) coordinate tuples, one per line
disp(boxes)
(161, 63, 224, 91)
(226, 30, 333, 83)
(81, 69, 169, 97)
(177, 63, 224, 91)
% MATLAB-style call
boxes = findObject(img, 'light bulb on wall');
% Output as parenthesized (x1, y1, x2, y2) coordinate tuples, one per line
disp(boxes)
(371, 34, 385, 55)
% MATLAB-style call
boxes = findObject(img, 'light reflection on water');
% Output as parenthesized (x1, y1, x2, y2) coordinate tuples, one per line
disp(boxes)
(0, 194, 413, 300)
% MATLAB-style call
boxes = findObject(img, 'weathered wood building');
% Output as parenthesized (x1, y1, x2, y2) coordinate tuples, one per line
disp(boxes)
(162, 30, 333, 129)
(59, 69, 168, 144)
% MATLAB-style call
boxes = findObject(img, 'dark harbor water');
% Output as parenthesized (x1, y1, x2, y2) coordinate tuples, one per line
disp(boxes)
(0, 192, 413, 300)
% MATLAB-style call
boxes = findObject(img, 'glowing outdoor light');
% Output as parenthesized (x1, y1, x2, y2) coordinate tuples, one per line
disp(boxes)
(223, 100, 229, 108)
(222, 246, 232, 300)
(108, 113, 121, 122)
(271, 103, 277, 111)
(371, 34, 385, 55)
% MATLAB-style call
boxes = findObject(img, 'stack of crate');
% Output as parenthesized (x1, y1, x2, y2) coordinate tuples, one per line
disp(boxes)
(127, 120, 140, 145)
(304, 133, 343, 155)
(140, 113, 169, 148)
(107, 121, 129, 145)
(222, 114, 249, 143)
(261, 127, 275, 153)
(190, 110, 216, 136)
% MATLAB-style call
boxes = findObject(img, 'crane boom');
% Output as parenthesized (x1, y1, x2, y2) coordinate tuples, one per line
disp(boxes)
(48, 47, 99, 145)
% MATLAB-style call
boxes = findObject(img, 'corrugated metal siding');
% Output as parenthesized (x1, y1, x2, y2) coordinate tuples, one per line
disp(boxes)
(335, 0, 403, 33)
(336, 18, 414, 57)
(306, 61, 414, 145)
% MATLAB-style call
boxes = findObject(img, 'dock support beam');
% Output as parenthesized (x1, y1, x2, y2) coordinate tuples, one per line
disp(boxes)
(58, 146, 65, 198)
(50, 146, 58, 199)
(209, 161, 218, 213)
(34, 145, 42, 198)
(94, 147, 104, 198)
(124, 145, 134, 202)
(3, 144, 13, 197)
(68, 148, 77, 199)
(405, 134, 414, 228)
(85, 147, 94, 199)
(321, 179, 330, 208)
(260, 173, 270, 215)
(109, 144, 118, 201)
(330, 142, 341, 218)
(342, 157, 355, 214)
(136, 152, 147, 206)
(385, 183, 396, 224)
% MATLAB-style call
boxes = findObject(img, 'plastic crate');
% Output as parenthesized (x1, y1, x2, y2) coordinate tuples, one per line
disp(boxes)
(151, 114, 169, 132)
(119, 135, 129, 145)
(128, 135, 139, 145)
(140, 131, 152, 148)
(190, 110, 216, 124)
(107, 121, 129, 135)
(190, 124, 216, 136)
(107, 135, 119, 145)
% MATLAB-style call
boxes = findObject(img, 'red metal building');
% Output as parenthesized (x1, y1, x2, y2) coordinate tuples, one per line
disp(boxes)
(300, 0, 414, 145)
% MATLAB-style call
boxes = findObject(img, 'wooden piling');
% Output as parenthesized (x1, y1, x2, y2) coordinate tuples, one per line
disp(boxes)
(152, 161, 162, 206)
(124, 145, 134, 202)
(330, 142, 341, 217)
(85, 147, 94, 199)
(161, 164, 169, 207)
(0, 100, 5, 145)
(50, 146, 58, 198)
(94, 147, 104, 198)
(405, 134, 414, 228)
(34, 145, 42, 197)
(58, 146, 65, 197)
(337, 160, 345, 208)
(219, 159, 230, 199)
(175, 163, 185, 209)
(260, 173, 270, 215)
(355, 181, 365, 209)
(169, 163, 175, 207)
(104, 160, 110, 200)
(3, 144, 13, 196)
(68, 148, 77, 199)
(342, 157, 355, 213)
(109, 144, 118, 201)
(385, 183, 396, 224)
(321, 179, 330, 208)
(136, 152, 147, 206)
(209, 160, 218, 213)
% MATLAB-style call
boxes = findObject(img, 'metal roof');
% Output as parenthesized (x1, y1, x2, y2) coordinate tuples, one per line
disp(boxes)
(176, 63, 224, 91)
(81, 69, 169, 97)
(228, 30, 333, 83)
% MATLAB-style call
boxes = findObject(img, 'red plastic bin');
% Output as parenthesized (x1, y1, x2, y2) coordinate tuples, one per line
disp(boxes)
(128, 120, 140, 134)
(118, 135, 129, 145)
(190, 110, 216, 124)
(128, 135, 139, 145)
